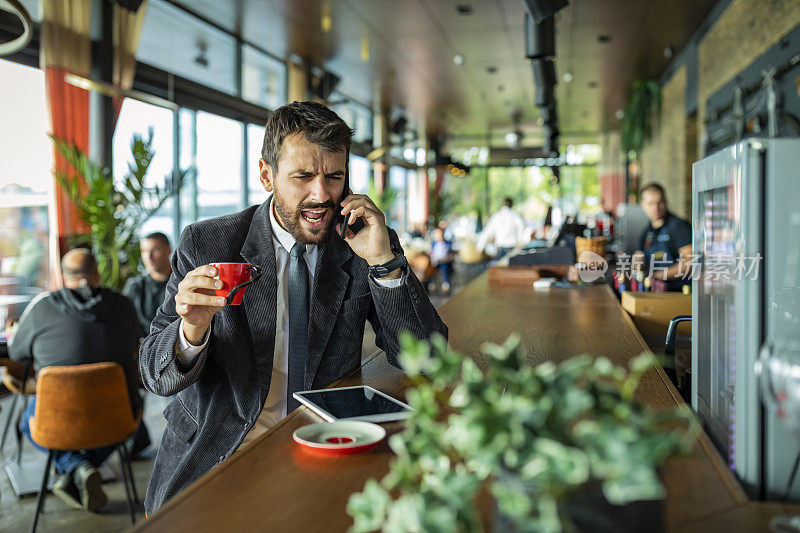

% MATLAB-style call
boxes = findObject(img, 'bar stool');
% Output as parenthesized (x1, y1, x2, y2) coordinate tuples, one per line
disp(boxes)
(28, 362, 140, 532)
(0, 358, 35, 459)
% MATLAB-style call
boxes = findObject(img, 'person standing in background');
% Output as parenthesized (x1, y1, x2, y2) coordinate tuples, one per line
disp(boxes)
(477, 197, 526, 259)
(121, 232, 172, 458)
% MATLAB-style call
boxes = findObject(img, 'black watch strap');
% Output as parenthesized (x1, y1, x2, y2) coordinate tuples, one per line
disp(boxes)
(369, 254, 408, 279)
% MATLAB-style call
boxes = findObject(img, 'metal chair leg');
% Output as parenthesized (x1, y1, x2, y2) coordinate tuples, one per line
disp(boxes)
(0, 393, 19, 454)
(117, 446, 136, 525)
(15, 407, 25, 465)
(30, 450, 53, 533)
(121, 443, 140, 505)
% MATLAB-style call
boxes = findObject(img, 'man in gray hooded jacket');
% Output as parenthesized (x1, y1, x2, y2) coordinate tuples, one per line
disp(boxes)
(10, 248, 143, 512)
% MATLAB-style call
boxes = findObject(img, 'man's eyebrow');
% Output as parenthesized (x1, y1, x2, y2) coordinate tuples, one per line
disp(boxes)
(288, 168, 345, 176)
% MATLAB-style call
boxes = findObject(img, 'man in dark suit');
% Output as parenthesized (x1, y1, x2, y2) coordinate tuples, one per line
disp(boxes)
(139, 101, 447, 514)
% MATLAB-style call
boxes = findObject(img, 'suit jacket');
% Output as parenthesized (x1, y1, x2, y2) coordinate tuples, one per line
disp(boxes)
(140, 198, 447, 514)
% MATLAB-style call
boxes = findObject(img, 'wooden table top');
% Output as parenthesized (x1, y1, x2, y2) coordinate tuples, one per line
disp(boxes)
(135, 275, 754, 533)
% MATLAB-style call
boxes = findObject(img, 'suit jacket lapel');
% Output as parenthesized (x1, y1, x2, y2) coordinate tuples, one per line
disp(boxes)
(240, 199, 278, 374)
(305, 233, 351, 387)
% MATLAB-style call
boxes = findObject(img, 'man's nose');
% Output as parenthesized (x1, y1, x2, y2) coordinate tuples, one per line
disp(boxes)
(308, 175, 331, 202)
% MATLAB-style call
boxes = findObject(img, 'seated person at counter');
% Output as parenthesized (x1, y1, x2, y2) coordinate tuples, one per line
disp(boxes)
(139, 101, 448, 514)
(123, 231, 172, 337)
(9, 249, 143, 512)
(633, 183, 692, 291)
(122, 232, 173, 457)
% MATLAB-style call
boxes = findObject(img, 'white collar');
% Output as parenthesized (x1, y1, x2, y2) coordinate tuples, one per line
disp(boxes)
(269, 196, 316, 256)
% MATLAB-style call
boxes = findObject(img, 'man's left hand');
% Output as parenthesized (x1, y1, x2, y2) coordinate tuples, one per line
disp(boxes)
(337, 194, 397, 275)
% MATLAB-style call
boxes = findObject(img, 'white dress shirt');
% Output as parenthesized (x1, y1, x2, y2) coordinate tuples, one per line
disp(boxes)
(175, 199, 402, 429)
(476, 205, 527, 251)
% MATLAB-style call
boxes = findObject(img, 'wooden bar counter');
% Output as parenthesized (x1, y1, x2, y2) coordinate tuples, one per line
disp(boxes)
(134, 275, 788, 532)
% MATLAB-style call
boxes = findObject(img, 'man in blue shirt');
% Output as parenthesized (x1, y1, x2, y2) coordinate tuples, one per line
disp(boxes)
(634, 183, 692, 291)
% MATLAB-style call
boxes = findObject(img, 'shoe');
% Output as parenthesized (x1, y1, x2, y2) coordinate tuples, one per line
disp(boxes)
(441, 282, 451, 294)
(72, 461, 107, 512)
(52, 473, 82, 510)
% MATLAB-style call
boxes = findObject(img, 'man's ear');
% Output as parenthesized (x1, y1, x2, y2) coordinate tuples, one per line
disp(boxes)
(259, 158, 274, 193)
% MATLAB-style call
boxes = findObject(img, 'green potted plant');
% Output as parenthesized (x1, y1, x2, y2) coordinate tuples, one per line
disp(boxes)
(52, 128, 189, 290)
(620, 79, 661, 159)
(347, 333, 695, 532)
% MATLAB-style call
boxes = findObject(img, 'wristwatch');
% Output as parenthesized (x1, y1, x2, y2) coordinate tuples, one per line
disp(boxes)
(369, 253, 408, 279)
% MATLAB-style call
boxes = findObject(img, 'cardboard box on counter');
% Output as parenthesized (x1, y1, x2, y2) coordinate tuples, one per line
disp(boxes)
(621, 291, 692, 340)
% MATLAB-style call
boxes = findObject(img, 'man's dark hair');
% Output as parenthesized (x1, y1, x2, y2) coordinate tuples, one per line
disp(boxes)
(143, 232, 170, 247)
(261, 101, 354, 172)
(504, 197, 514, 208)
(640, 182, 666, 201)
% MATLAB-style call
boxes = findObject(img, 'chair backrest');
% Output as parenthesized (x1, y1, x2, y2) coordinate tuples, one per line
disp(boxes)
(30, 362, 137, 451)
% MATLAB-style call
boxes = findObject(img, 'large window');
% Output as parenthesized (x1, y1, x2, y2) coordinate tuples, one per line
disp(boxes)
(247, 123, 268, 206)
(349, 154, 370, 194)
(196, 112, 243, 220)
(113, 98, 177, 245)
(0, 59, 52, 331)
(388, 166, 408, 232)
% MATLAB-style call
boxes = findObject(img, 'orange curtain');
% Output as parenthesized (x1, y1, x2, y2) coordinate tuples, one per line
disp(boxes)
(41, 0, 92, 287)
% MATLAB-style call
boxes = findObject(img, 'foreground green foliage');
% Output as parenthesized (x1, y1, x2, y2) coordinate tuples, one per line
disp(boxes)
(53, 129, 188, 290)
(348, 334, 695, 532)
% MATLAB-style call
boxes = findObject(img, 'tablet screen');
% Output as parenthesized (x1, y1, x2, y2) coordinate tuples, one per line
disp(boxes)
(296, 387, 409, 419)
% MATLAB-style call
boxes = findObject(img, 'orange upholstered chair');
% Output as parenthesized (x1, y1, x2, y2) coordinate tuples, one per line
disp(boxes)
(28, 362, 140, 532)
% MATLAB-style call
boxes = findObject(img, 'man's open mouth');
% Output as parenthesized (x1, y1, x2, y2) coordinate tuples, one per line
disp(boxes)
(300, 208, 329, 226)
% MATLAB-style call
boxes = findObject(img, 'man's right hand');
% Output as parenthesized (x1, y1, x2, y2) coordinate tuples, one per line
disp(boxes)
(175, 265, 226, 345)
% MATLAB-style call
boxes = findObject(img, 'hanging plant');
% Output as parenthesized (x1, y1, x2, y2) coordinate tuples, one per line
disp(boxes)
(620, 80, 662, 158)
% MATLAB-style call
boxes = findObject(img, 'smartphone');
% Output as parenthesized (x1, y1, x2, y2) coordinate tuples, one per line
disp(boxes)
(338, 157, 366, 239)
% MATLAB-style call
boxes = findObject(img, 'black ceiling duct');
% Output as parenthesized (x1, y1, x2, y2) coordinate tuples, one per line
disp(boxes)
(524, 12, 555, 60)
(532, 60, 556, 107)
(309, 70, 341, 101)
(522, 0, 569, 23)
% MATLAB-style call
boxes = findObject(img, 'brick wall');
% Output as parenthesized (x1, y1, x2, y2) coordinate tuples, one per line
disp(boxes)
(640, 66, 689, 218)
(697, 0, 800, 145)
(639, 0, 800, 218)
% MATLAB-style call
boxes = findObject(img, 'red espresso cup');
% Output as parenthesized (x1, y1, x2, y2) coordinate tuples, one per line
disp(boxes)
(209, 263, 263, 306)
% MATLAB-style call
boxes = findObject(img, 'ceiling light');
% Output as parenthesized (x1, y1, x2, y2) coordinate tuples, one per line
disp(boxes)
(505, 132, 519, 146)
(562, 71, 573, 83)
(453, 54, 465, 66)
(615, 109, 625, 119)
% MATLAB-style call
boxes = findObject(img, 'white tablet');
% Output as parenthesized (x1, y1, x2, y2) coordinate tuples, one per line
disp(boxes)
(293, 385, 413, 423)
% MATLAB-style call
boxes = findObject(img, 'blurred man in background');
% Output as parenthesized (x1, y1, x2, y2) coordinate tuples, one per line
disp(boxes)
(477, 197, 526, 259)
(633, 183, 692, 291)
(123, 232, 172, 337)
(10, 249, 143, 511)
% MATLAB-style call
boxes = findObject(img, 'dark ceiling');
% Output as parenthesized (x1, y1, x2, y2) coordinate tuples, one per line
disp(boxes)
(169, 0, 718, 148)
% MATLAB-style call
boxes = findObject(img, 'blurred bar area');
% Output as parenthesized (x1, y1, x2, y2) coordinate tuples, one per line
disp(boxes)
(1, 0, 800, 531)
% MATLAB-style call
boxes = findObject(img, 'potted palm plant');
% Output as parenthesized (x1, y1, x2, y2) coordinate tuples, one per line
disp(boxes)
(53, 128, 189, 290)
(347, 333, 695, 532)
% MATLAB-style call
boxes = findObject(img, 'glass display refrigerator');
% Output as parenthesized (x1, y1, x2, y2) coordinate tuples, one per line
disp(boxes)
(692, 138, 800, 499)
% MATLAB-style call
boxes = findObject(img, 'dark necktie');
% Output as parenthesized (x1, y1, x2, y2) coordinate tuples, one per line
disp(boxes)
(287, 242, 309, 412)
